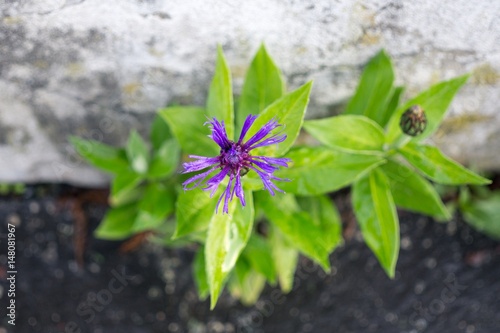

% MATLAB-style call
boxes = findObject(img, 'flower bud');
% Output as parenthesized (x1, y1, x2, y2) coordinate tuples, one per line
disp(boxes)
(400, 105, 427, 136)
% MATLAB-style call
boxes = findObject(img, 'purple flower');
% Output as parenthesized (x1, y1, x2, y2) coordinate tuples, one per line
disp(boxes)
(182, 115, 290, 214)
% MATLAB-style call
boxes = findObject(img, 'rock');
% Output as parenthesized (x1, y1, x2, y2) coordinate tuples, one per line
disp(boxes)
(0, 0, 499, 185)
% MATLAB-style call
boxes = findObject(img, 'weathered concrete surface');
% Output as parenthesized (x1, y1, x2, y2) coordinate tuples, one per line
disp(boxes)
(0, 0, 499, 185)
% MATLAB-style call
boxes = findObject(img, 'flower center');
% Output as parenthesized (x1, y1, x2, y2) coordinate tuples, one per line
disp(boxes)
(220, 142, 249, 173)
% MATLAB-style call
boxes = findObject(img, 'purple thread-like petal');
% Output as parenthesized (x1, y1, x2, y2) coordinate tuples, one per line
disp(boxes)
(251, 156, 291, 168)
(182, 156, 220, 173)
(207, 118, 231, 148)
(249, 166, 285, 196)
(216, 172, 235, 214)
(250, 159, 279, 174)
(182, 166, 218, 190)
(237, 114, 258, 144)
(243, 119, 280, 149)
(234, 173, 245, 207)
(247, 133, 286, 150)
(204, 166, 230, 197)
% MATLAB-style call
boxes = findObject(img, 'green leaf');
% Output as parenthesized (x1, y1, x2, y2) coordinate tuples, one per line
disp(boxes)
(296, 195, 343, 251)
(237, 44, 284, 133)
(126, 130, 150, 174)
(242, 235, 276, 283)
(110, 170, 143, 205)
(344, 50, 395, 126)
(70, 136, 129, 174)
(276, 146, 385, 195)
(150, 113, 173, 151)
(193, 246, 210, 300)
(381, 160, 450, 220)
(399, 142, 491, 185)
(173, 188, 221, 239)
(459, 189, 500, 240)
(268, 225, 298, 293)
(159, 106, 219, 156)
(244, 81, 313, 157)
(147, 140, 180, 179)
(304, 115, 385, 154)
(229, 258, 266, 305)
(132, 183, 176, 233)
(207, 46, 234, 140)
(385, 86, 405, 126)
(352, 170, 399, 278)
(95, 203, 138, 240)
(255, 192, 331, 271)
(205, 190, 254, 309)
(386, 75, 469, 143)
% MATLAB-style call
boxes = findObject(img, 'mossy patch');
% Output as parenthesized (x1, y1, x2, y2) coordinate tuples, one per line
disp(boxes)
(436, 113, 493, 138)
(471, 64, 500, 85)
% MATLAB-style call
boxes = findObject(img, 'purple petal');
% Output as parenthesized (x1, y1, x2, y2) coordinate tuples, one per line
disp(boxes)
(248, 166, 285, 196)
(207, 118, 231, 148)
(182, 156, 220, 173)
(242, 119, 280, 149)
(204, 166, 230, 197)
(216, 173, 235, 214)
(250, 159, 279, 174)
(247, 133, 286, 150)
(234, 173, 245, 207)
(251, 156, 291, 168)
(237, 114, 258, 144)
(182, 166, 218, 190)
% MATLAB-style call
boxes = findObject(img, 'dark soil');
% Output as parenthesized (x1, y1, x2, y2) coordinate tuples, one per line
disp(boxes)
(1, 184, 500, 333)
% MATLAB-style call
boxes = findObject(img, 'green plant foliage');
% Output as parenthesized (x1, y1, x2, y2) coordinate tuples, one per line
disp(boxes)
(352, 170, 399, 278)
(276, 146, 385, 195)
(381, 160, 450, 220)
(71, 46, 494, 309)
(237, 44, 285, 133)
(459, 188, 500, 240)
(207, 45, 235, 140)
(344, 50, 395, 126)
(205, 190, 254, 308)
(304, 115, 385, 154)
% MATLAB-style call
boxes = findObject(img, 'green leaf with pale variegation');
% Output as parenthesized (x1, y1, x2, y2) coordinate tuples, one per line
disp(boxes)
(194, 246, 210, 300)
(206, 189, 254, 309)
(276, 146, 385, 195)
(268, 225, 298, 293)
(207, 46, 234, 140)
(304, 115, 385, 154)
(386, 75, 469, 143)
(244, 81, 312, 157)
(147, 140, 180, 180)
(95, 203, 138, 240)
(255, 192, 331, 271)
(159, 106, 218, 157)
(344, 50, 395, 126)
(237, 44, 284, 133)
(126, 130, 150, 174)
(399, 142, 490, 185)
(353, 170, 399, 278)
(70, 136, 129, 174)
(381, 160, 450, 220)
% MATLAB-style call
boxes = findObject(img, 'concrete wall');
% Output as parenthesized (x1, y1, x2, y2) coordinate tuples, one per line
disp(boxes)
(1, 0, 499, 185)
